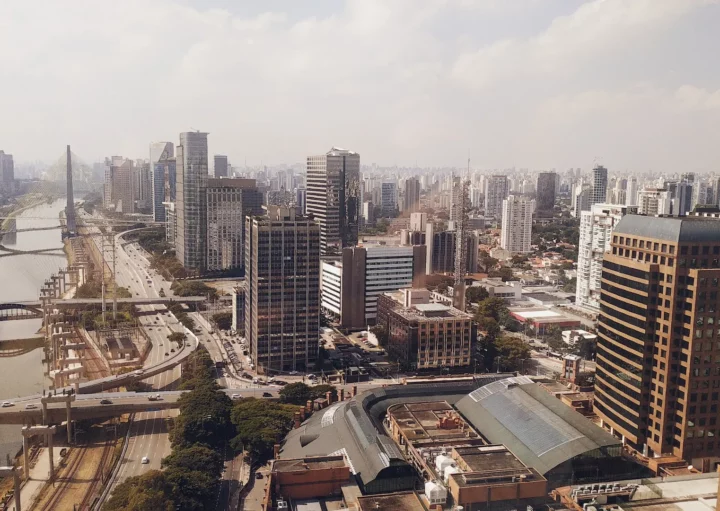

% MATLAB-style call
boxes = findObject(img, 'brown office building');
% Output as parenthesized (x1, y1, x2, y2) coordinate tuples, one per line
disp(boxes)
(245, 206, 320, 374)
(596, 214, 720, 466)
(376, 289, 474, 371)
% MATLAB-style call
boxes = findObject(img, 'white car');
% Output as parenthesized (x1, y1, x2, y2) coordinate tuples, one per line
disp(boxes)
(231, 394, 242, 400)
(1, 402, 13, 408)
(25, 404, 37, 410)
(141, 456, 149, 464)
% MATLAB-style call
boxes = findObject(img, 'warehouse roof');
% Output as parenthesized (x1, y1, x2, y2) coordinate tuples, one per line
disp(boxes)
(455, 377, 621, 475)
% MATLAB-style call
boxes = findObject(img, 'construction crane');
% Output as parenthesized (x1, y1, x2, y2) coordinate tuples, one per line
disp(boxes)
(452, 159, 471, 311)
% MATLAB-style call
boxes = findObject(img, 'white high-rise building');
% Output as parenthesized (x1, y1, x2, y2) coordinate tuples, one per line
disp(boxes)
(484, 175, 509, 220)
(500, 195, 534, 254)
(576, 203, 634, 310)
(637, 188, 671, 216)
(572, 184, 591, 218)
(590, 165, 608, 206)
(409, 212, 427, 232)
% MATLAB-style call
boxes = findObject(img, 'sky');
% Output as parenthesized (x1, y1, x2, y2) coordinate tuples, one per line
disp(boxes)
(1, 0, 719, 173)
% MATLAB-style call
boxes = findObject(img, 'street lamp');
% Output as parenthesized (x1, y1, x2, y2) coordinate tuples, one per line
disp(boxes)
(495, 356, 502, 374)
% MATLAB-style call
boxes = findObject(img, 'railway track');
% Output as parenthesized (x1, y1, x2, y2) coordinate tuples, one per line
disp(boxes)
(38, 445, 89, 511)
(78, 439, 114, 510)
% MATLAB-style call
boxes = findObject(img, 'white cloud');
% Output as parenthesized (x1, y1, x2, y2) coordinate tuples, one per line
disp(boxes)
(0, 0, 717, 172)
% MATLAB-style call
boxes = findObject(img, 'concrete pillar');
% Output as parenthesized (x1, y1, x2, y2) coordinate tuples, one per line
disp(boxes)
(352, 385, 358, 397)
(48, 434, 54, 478)
(66, 401, 72, 444)
(306, 400, 313, 415)
(293, 412, 301, 429)
(13, 469, 20, 511)
(340, 389, 345, 401)
(325, 391, 333, 405)
(22, 437, 29, 481)
(41, 401, 47, 426)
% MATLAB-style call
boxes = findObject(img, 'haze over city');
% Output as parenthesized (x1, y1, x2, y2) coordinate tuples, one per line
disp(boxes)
(2, 0, 720, 170)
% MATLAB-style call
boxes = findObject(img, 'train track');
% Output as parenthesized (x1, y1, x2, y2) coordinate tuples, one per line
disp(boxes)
(78, 439, 114, 510)
(38, 444, 89, 511)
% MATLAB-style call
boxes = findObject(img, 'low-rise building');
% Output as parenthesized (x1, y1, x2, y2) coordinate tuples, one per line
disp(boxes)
(474, 278, 522, 301)
(376, 289, 474, 371)
(508, 308, 581, 335)
(561, 329, 597, 346)
(269, 455, 350, 503)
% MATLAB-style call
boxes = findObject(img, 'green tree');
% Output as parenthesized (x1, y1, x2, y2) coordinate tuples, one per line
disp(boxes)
(103, 471, 175, 511)
(170, 386, 233, 450)
(211, 312, 232, 331)
(474, 297, 510, 325)
(370, 324, 388, 346)
(162, 445, 223, 480)
(466, 286, 489, 304)
(278, 382, 312, 405)
(167, 332, 186, 345)
(495, 336, 531, 372)
(309, 384, 338, 401)
(230, 398, 298, 462)
(488, 267, 517, 282)
(562, 277, 577, 293)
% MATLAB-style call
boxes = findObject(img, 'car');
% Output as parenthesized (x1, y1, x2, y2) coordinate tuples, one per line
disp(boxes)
(1, 402, 13, 408)
(231, 394, 242, 400)
(25, 404, 37, 410)
(255, 472, 263, 479)
(100, 399, 112, 405)
(171, 348, 175, 353)
(274, 380, 288, 386)
(141, 456, 149, 464)
(262, 392, 273, 398)
(165, 352, 169, 356)
(252, 377, 259, 384)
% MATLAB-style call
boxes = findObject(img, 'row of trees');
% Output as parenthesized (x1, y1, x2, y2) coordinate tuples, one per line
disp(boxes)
(474, 297, 531, 372)
(168, 303, 195, 331)
(105, 348, 302, 510)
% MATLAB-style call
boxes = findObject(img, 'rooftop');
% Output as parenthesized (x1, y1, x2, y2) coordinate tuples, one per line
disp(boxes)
(455, 376, 621, 475)
(273, 455, 347, 473)
(613, 214, 720, 243)
(387, 401, 480, 445)
(356, 491, 428, 511)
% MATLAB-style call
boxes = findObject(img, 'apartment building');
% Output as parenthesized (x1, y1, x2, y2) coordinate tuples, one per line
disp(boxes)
(500, 195, 535, 254)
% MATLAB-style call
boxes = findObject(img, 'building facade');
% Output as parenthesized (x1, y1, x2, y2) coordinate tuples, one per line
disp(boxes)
(572, 184, 591, 218)
(176, 131, 209, 271)
(0, 150, 14, 194)
(214, 154, 228, 178)
(484, 175, 509, 220)
(536, 172, 557, 214)
(595, 215, 720, 463)
(404, 177, 420, 213)
(306, 147, 360, 255)
(150, 142, 175, 222)
(206, 178, 263, 272)
(637, 188, 671, 216)
(500, 195, 535, 254)
(576, 204, 635, 310)
(320, 245, 426, 329)
(104, 156, 135, 214)
(428, 230, 479, 274)
(245, 206, 320, 374)
(376, 289, 474, 371)
(381, 182, 398, 215)
(590, 165, 608, 206)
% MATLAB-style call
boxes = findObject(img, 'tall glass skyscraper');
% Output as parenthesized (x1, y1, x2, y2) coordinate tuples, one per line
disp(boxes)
(150, 142, 174, 222)
(176, 132, 209, 272)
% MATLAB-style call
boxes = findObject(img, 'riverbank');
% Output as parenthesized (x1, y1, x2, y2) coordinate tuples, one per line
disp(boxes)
(0, 193, 55, 231)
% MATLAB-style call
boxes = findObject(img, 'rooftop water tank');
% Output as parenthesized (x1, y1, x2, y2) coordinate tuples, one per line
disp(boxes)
(424, 480, 448, 505)
(444, 465, 460, 483)
(435, 454, 453, 474)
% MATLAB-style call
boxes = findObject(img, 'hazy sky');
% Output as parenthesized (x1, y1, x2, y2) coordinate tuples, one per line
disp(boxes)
(2, 0, 719, 172)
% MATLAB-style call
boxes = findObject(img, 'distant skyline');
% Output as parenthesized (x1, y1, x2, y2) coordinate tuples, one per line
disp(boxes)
(2, 0, 720, 172)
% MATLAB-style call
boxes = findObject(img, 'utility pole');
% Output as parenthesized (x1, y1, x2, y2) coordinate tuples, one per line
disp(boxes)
(112, 235, 117, 321)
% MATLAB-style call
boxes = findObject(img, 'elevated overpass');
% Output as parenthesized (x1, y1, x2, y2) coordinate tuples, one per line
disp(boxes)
(0, 388, 280, 425)
(3, 296, 206, 310)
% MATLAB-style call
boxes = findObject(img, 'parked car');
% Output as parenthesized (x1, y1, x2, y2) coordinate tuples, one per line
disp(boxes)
(25, 404, 37, 410)
(262, 392, 273, 398)
(100, 399, 112, 405)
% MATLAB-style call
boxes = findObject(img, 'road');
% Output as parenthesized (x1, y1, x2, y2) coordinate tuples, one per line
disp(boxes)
(107, 231, 185, 485)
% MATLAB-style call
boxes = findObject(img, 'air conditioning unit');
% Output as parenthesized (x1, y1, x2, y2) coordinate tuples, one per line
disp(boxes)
(277, 500, 289, 510)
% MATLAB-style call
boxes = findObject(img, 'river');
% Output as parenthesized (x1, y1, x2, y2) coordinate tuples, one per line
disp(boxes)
(0, 199, 67, 463)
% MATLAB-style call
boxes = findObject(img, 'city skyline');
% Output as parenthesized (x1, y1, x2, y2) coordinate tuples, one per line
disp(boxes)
(2, 0, 720, 172)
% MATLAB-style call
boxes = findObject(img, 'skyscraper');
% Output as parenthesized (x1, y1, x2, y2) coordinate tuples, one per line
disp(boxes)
(306, 147, 360, 255)
(596, 215, 720, 462)
(245, 206, 320, 374)
(176, 131, 209, 271)
(590, 165, 608, 206)
(0, 150, 14, 194)
(381, 182, 398, 215)
(626, 177, 638, 206)
(572, 184, 591, 218)
(103, 157, 134, 214)
(675, 179, 694, 216)
(536, 172, 557, 214)
(576, 203, 634, 310)
(484, 175, 509, 220)
(150, 142, 175, 222)
(404, 177, 420, 213)
(500, 195, 535, 253)
(214, 155, 228, 178)
(206, 178, 263, 272)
